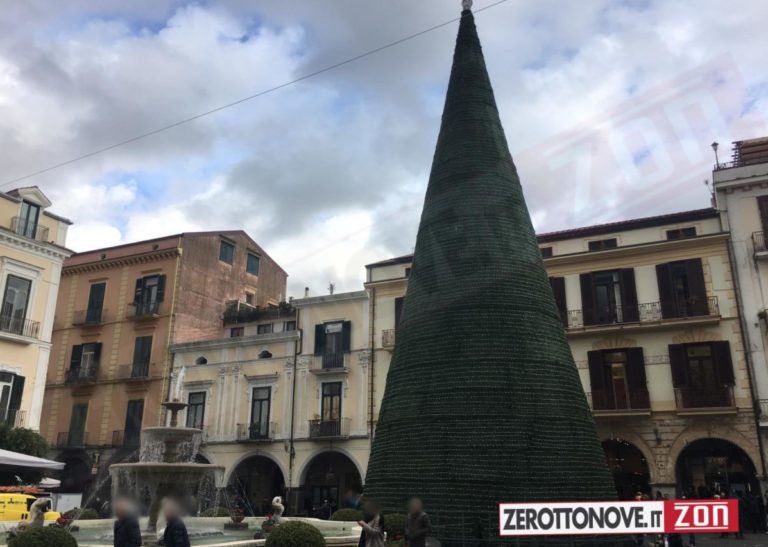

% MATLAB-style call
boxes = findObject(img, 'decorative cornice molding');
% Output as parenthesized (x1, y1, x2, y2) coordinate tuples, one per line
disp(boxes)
(63, 248, 180, 276)
(244, 372, 279, 382)
(0, 229, 72, 261)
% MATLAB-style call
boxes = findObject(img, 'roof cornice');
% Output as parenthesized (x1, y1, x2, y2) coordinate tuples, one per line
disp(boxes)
(63, 248, 180, 275)
(0, 228, 73, 261)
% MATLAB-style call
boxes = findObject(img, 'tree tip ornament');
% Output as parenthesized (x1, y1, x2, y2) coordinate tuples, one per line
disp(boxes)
(462, 0, 473, 10)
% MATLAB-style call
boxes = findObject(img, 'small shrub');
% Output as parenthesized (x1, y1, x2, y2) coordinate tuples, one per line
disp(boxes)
(383, 513, 406, 539)
(201, 506, 230, 517)
(9, 526, 78, 547)
(265, 521, 325, 547)
(75, 509, 100, 520)
(330, 508, 363, 522)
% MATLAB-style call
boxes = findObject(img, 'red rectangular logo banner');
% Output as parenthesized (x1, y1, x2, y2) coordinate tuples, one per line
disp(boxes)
(498, 500, 738, 536)
(664, 500, 738, 533)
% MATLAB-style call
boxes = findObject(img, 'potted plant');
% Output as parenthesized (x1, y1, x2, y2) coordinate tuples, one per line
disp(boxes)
(230, 507, 245, 524)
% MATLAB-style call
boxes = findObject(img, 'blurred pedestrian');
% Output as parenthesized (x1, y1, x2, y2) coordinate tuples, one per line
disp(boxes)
(357, 500, 385, 547)
(161, 499, 190, 547)
(114, 497, 141, 547)
(405, 498, 432, 547)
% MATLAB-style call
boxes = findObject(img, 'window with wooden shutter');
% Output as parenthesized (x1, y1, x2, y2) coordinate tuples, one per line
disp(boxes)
(620, 269, 639, 322)
(579, 273, 595, 326)
(549, 277, 567, 326)
(341, 321, 352, 352)
(758, 196, 768, 234)
(70, 345, 83, 371)
(655, 263, 676, 318)
(587, 351, 605, 409)
(712, 341, 735, 385)
(625, 348, 649, 408)
(156, 275, 166, 302)
(7, 375, 25, 423)
(394, 297, 404, 333)
(684, 259, 708, 316)
(668, 344, 688, 387)
(86, 282, 106, 323)
(314, 324, 326, 356)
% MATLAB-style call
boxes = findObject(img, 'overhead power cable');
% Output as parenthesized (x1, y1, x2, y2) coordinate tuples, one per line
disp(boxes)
(0, 0, 508, 190)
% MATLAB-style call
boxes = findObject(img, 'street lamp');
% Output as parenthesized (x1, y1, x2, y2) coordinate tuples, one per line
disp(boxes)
(711, 141, 720, 168)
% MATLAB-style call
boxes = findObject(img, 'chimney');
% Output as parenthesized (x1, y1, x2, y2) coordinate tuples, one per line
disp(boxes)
(304, 287, 310, 298)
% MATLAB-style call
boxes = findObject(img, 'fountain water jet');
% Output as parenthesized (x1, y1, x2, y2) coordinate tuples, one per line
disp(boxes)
(110, 400, 224, 537)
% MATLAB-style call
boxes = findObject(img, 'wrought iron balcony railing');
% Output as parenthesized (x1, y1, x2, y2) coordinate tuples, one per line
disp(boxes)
(236, 422, 276, 442)
(308, 418, 350, 439)
(72, 308, 107, 326)
(382, 329, 396, 348)
(10, 217, 49, 242)
(126, 301, 160, 319)
(56, 431, 90, 448)
(116, 362, 151, 380)
(753, 232, 768, 254)
(112, 429, 141, 448)
(0, 314, 40, 339)
(674, 385, 734, 410)
(587, 389, 650, 412)
(566, 296, 719, 329)
(320, 352, 345, 370)
(65, 365, 99, 384)
(0, 408, 25, 428)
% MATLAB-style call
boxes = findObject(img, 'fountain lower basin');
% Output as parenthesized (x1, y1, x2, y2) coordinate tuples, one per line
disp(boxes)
(3, 517, 363, 547)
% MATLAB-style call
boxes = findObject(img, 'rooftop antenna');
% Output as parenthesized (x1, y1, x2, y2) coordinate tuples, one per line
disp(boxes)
(711, 141, 720, 168)
(328, 282, 335, 295)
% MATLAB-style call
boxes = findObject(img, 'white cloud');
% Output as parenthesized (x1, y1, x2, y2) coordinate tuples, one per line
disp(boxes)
(0, 0, 766, 298)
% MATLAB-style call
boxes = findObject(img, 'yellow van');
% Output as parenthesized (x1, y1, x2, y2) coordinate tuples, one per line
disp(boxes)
(0, 494, 61, 522)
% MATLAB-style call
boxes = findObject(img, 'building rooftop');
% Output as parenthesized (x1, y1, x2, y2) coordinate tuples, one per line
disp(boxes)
(366, 207, 719, 267)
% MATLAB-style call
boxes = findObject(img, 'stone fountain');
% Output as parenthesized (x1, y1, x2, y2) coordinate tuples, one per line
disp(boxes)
(110, 400, 225, 536)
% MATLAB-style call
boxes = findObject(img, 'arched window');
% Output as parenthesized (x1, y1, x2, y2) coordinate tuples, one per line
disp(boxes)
(195, 356, 208, 365)
(258, 350, 272, 359)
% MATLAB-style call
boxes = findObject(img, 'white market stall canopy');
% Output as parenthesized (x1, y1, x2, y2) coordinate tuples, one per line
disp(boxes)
(0, 449, 64, 470)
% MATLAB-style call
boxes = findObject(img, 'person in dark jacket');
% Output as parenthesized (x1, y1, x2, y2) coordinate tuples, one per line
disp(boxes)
(161, 499, 190, 547)
(114, 497, 142, 547)
(405, 498, 432, 547)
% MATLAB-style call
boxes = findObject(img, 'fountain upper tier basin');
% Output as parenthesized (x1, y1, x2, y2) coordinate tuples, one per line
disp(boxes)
(139, 427, 205, 463)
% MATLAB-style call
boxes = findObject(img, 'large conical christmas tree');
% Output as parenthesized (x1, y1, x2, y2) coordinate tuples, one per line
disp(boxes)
(364, 4, 628, 546)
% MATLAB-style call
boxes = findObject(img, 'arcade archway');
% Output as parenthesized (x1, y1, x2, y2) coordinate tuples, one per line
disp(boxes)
(676, 438, 759, 498)
(227, 455, 285, 516)
(602, 439, 650, 500)
(299, 451, 362, 517)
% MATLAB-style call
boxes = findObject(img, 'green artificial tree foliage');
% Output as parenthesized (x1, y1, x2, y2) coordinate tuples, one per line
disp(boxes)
(364, 7, 631, 547)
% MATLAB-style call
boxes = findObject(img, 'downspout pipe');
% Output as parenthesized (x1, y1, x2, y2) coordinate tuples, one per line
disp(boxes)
(287, 309, 300, 509)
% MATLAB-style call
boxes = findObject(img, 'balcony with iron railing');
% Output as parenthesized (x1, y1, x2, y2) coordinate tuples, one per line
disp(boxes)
(236, 422, 276, 442)
(0, 314, 40, 341)
(0, 408, 26, 428)
(565, 297, 719, 331)
(382, 329, 396, 348)
(10, 217, 49, 243)
(674, 385, 735, 414)
(65, 365, 99, 385)
(308, 418, 350, 439)
(310, 352, 348, 374)
(112, 429, 141, 448)
(126, 301, 160, 320)
(586, 389, 651, 416)
(753, 232, 768, 256)
(56, 431, 91, 448)
(117, 362, 151, 380)
(72, 308, 107, 326)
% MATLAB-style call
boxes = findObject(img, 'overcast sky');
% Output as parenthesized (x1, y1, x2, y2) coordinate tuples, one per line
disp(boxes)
(1, 0, 767, 297)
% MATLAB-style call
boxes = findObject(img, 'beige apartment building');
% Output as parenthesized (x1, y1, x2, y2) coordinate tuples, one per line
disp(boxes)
(367, 208, 763, 499)
(169, 290, 369, 515)
(0, 186, 71, 430)
(43, 231, 287, 500)
(714, 137, 768, 473)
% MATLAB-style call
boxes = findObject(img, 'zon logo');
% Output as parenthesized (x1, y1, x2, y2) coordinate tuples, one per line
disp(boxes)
(665, 501, 738, 533)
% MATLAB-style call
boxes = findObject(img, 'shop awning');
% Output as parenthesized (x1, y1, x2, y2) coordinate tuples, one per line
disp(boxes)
(0, 448, 65, 470)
